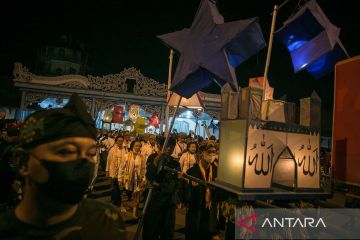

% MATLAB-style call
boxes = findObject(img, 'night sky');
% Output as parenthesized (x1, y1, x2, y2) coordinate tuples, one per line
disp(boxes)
(0, 0, 359, 109)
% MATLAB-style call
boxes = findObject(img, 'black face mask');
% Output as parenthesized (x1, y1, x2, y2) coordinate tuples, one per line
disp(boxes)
(33, 157, 95, 205)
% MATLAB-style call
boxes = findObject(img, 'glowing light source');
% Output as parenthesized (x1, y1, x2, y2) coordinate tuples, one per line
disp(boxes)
(168, 92, 204, 109)
(275, 0, 348, 78)
(300, 63, 308, 69)
(287, 40, 307, 52)
(39, 98, 68, 109)
(102, 109, 113, 123)
(307, 54, 327, 73)
(229, 149, 244, 169)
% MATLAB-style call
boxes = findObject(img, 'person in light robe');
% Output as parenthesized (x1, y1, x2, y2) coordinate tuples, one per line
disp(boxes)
(141, 134, 158, 163)
(179, 141, 198, 173)
(106, 135, 127, 207)
(171, 132, 187, 161)
(118, 139, 146, 219)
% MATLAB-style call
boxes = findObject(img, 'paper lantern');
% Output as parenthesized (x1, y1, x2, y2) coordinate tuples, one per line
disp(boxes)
(128, 104, 140, 122)
(248, 77, 274, 100)
(134, 117, 147, 135)
(147, 113, 160, 128)
(102, 109, 112, 123)
(168, 92, 204, 109)
(217, 119, 320, 190)
(124, 119, 134, 131)
(275, 0, 348, 78)
(112, 105, 125, 123)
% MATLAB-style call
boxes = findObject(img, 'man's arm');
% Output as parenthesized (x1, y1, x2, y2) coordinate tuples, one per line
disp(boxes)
(146, 153, 158, 182)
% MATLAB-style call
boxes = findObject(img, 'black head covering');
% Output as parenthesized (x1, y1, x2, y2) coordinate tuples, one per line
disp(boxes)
(19, 94, 96, 149)
(198, 140, 217, 153)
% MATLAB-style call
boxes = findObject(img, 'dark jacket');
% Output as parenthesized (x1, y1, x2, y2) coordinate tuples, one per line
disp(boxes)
(146, 153, 181, 206)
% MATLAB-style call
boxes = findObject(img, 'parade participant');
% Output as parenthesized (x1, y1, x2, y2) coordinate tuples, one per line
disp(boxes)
(118, 140, 146, 219)
(106, 135, 127, 207)
(141, 134, 158, 162)
(143, 136, 181, 240)
(140, 133, 149, 147)
(0, 94, 127, 239)
(179, 142, 198, 173)
(185, 140, 219, 240)
(99, 132, 115, 170)
(123, 132, 132, 151)
(171, 132, 187, 161)
(208, 135, 215, 141)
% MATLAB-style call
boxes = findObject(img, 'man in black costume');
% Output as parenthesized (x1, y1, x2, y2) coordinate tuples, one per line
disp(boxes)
(0, 94, 127, 240)
(143, 136, 181, 240)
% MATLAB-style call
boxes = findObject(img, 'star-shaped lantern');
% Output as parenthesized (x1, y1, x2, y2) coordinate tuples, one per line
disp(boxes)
(158, 0, 266, 98)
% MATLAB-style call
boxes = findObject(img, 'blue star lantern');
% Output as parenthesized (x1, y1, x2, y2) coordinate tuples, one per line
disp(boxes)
(158, 0, 266, 98)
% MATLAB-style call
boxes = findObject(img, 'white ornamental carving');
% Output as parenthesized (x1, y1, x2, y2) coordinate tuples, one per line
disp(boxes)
(13, 63, 33, 82)
(140, 104, 162, 115)
(14, 63, 90, 88)
(88, 67, 167, 97)
(13, 64, 168, 97)
(24, 92, 51, 106)
(93, 99, 120, 119)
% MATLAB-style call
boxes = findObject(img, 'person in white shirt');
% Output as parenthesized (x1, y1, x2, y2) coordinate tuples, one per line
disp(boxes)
(123, 132, 132, 152)
(179, 142, 198, 173)
(103, 134, 115, 150)
(106, 135, 127, 207)
(118, 140, 146, 219)
(99, 133, 115, 171)
(141, 134, 158, 163)
(171, 133, 187, 161)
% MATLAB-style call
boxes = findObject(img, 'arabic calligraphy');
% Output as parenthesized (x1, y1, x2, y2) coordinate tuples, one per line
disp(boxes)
(248, 134, 274, 176)
(297, 139, 319, 176)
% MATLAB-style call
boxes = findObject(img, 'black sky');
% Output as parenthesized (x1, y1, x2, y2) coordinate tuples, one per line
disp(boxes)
(0, 0, 359, 108)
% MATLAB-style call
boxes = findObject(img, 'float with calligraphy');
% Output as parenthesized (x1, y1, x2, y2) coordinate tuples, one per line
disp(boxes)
(217, 83, 321, 191)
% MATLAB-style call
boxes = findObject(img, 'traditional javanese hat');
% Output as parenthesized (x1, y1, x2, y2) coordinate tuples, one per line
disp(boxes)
(19, 94, 96, 149)
(198, 140, 217, 153)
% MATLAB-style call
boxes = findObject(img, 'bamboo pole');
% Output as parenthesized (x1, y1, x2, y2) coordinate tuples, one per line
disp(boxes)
(162, 96, 182, 152)
(164, 49, 174, 134)
(262, 5, 278, 102)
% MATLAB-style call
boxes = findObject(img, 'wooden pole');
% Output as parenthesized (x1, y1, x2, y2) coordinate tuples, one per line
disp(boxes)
(262, 5, 278, 102)
(162, 96, 182, 152)
(164, 49, 174, 134)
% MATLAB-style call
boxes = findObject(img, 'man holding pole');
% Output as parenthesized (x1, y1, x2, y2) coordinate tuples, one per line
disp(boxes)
(142, 136, 181, 240)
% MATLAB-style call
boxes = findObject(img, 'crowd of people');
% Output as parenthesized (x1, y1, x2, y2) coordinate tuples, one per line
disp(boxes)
(97, 126, 223, 239)
(0, 93, 233, 240)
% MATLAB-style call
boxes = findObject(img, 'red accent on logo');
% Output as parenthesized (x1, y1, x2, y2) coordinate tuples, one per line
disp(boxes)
(237, 214, 257, 233)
